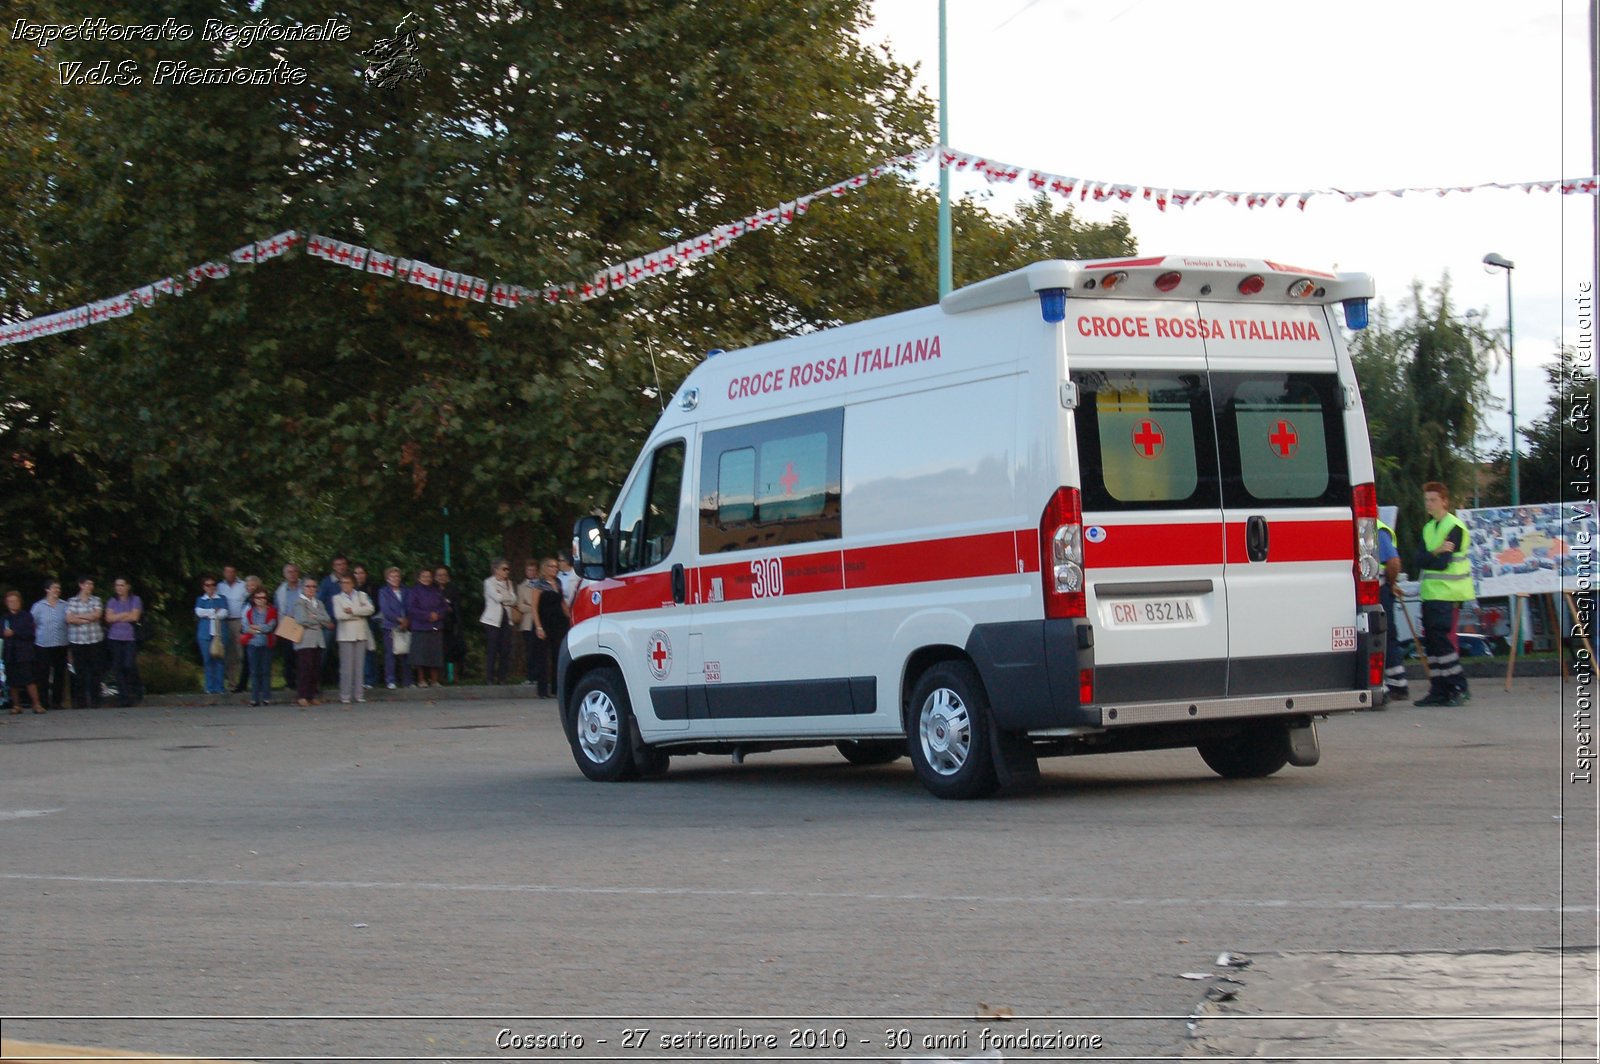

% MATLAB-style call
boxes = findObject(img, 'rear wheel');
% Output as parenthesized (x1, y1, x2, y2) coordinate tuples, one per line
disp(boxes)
(835, 740, 905, 766)
(1197, 723, 1291, 779)
(906, 661, 999, 800)
(568, 669, 638, 782)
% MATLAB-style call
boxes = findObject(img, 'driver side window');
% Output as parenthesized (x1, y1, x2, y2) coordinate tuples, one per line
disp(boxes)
(612, 440, 685, 574)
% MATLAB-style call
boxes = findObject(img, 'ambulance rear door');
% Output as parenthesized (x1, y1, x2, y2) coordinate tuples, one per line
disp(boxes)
(1069, 300, 1230, 703)
(1203, 302, 1358, 694)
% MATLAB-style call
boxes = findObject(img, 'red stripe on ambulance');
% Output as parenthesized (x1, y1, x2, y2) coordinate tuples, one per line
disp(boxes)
(843, 531, 1027, 590)
(1224, 519, 1352, 564)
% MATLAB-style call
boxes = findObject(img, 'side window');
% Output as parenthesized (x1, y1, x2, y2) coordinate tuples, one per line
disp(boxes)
(1070, 371, 1219, 511)
(613, 440, 686, 574)
(699, 408, 843, 553)
(1213, 373, 1348, 507)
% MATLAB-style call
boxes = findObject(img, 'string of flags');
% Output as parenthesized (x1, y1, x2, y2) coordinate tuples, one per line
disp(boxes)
(936, 146, 1600, 211)
(4, 144, 1596, 348)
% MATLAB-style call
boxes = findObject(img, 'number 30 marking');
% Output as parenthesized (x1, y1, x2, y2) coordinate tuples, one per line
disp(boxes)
(751, 558, 784, 599)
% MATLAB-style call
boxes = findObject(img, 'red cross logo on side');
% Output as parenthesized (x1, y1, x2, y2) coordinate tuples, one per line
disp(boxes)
(646, 630, 672, 680)
(1269, 419, 1299, 459)
(779, 461, 800, 495)
(1132, 418, 1165, 460)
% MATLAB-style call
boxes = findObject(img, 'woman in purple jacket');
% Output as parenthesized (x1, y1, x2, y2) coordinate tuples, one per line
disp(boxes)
(377, 567, 411, 689)
(4, 589, 44, 712)
(405, 567, 448, 689)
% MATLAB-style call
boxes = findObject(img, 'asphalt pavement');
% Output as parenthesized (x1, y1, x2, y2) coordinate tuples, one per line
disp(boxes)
(1, 675, 1594, 1061)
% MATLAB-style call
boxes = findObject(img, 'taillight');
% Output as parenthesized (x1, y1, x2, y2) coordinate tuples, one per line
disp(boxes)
(1078, 667, 1095, 705)
(1368, 651, 1385, 688)
(1041, 487, 1086, 618)
(1154, 270, 1182, 292)
(1352, 482, 1380, 606)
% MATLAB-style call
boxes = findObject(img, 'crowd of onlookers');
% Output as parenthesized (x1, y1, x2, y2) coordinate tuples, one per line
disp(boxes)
(1, 553, 580, 712)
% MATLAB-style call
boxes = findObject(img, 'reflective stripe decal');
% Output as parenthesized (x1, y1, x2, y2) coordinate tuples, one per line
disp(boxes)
(587, 517, 1352, 618)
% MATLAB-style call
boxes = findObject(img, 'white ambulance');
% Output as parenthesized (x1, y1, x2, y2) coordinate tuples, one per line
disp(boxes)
(562, 256, 1387, 799)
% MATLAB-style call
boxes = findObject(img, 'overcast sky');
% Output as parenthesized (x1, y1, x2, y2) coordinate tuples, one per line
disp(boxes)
(865, 0, 1595, 447)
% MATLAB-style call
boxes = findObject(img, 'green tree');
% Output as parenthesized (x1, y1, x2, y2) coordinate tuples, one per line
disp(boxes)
(2, 0, 1136, 627)
(1350, 277, 1495, 551)
(1516, 346, 1595, 505)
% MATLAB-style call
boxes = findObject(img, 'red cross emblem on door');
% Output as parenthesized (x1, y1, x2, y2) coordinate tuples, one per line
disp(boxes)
(646, 629, 672, 680)
(1132, 418, 1165, 460)
(1268, 419, 1299, 459)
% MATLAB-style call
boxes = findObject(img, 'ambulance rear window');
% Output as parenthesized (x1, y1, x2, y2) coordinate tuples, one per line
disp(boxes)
(1212, 374, 1349, 507)
(1071, 372, 1219, 511)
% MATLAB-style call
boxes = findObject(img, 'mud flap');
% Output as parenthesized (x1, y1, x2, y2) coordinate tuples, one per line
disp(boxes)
(1286, 720, 1321, 767)
(989, 716, 1040, 791)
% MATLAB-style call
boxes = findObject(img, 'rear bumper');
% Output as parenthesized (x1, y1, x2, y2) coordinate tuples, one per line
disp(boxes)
(967, 618, 1377, 734)
(1082, 686, 1370, 731)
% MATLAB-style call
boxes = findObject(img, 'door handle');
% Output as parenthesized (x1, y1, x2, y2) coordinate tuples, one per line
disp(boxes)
(671, 563, 686, 605)
(1246, 516, 1269, 562)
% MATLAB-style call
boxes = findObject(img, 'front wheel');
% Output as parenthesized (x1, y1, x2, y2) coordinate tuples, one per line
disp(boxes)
(1197, 723, 1291, 779)
(906, 661, 999, 800)
(568, 669, 638, 782)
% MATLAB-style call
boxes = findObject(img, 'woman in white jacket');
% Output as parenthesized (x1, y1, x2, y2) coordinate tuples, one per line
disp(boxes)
(479, 558, 518, 685)
(331, 574, 375, 704)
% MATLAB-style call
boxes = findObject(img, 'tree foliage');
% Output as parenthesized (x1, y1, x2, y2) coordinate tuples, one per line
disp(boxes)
(1516, 346, 1594, 506)
(1, 0, 1136, 618)
(1349, 276, 1495, 551)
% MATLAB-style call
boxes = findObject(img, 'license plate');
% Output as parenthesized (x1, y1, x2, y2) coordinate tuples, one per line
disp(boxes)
(1104, 597, 1201, 627)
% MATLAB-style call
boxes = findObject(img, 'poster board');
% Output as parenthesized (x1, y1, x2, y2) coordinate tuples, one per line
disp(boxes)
(1456, 502, 1595, 598)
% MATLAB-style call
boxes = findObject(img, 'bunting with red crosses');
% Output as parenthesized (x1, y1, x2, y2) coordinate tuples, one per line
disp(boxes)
(3, 148, 1594, 348)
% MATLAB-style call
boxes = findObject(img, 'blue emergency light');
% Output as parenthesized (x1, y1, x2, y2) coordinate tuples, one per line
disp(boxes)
(1038, 287, 1068, 323)
(1342, 298, 1370, 331)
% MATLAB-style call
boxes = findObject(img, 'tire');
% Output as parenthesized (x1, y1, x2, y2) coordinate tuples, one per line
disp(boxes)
(835, 740, 905, 766)
(905, 661, 999, 800)
(1197, 723, 1291, 779)
(568, 669, 638, 782)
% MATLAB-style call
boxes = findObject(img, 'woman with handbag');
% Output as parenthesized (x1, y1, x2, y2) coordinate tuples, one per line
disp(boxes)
(241, 590, 278, 706)
(289, 578, 333, 707)
(378, 566, 411, 689)
(479, 558, 518, 685)
(333, 574, 376, 704)
(194, 577, 230, 696)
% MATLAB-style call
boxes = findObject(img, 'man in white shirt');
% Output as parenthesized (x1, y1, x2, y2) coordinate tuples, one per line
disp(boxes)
(217, 565, 249, 691)
(556, 552, 579, 609)
(274, 564, 301, 691)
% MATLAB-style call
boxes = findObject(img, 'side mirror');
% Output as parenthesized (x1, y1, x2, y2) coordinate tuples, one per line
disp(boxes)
(573, 516, 609, 581)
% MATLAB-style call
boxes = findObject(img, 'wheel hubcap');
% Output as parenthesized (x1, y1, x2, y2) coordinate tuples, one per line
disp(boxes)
(919, 687, 971, 776)
(577, 690, 619, 764)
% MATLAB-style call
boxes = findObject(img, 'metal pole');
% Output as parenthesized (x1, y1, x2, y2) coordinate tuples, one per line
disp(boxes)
(1505, 266, 1517, 506)
(937, 0, 952, 298)
(442, 506, 453, 683)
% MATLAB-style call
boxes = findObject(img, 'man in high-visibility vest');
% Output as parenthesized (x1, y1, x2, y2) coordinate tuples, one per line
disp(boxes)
(1376, 513, 1408, 702)
(1413, 481, 1474, 706)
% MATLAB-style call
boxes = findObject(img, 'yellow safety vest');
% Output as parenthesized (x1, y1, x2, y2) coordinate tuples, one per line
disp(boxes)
(1420, 512, 1474, 602)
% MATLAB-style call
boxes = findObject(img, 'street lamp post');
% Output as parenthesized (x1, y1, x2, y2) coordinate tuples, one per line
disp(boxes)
(1482, 252, 1517, 506)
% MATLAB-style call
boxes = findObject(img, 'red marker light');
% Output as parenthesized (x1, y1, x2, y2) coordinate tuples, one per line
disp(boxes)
(1154, 271, 1182, 292)
(1237, 274, 1265, 296)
